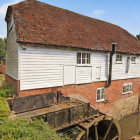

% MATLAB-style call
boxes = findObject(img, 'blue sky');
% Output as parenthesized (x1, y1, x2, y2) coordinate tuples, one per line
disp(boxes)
(0, 0, 140, 38)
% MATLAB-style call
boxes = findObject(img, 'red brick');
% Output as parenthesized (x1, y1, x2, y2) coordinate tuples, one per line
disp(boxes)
(6, 74, 140, 114)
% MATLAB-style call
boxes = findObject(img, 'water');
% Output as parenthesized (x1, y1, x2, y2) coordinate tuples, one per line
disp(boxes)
(119, 112, 140, 140)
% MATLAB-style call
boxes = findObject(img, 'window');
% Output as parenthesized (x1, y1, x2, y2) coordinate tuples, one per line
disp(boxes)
(126, 57, 130, 73)
(131, 56, 136, 63)
(96, 88, 105, 102)
(123, 83, 132, 94)
(116, 54, 122, 63)
(77, 52, 90, 64)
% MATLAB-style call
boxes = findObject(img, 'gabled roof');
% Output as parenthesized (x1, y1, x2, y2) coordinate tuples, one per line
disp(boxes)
(5, 0, 140, 54)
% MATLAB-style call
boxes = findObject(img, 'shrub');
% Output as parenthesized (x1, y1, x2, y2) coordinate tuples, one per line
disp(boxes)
(0, 95, 70, 140)
(0, 82, 15, 97)
(0, 118, 68, 140)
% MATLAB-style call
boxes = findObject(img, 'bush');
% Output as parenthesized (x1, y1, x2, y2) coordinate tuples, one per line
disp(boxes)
(0, 118, 68, 140)
(0, 94, 70, 140)
(0, 82, 15, 97)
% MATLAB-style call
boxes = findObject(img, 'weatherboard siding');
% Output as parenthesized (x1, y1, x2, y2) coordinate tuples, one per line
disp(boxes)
(18, 45, 140, 91)
(6, 18, 18, 80)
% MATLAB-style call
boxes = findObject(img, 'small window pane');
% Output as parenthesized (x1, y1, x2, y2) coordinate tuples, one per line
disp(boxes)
(87, 53, 90, 64)
(82, 53, 86, 64)
(77, 53, 81, 64)
(123, 83, 132, 94)
(97, 89, 100, 100)
(97, 88, 105, 102)
(116, 55, 122, 62)
(131, 57, 136, 63)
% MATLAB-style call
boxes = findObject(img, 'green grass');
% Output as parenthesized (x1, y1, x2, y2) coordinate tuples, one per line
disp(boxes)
(0, 97, 11, 118)
(0, 84, 70, 140)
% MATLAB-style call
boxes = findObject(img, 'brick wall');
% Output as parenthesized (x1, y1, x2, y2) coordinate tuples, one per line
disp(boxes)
(6, 74, 20, 96)
(0, 59, 6, 74)
(6, 74, 140, 114)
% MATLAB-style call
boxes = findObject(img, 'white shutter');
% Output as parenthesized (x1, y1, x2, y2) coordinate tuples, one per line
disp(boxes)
(64, 66, 75, 85)
(96, 67, 101, 79)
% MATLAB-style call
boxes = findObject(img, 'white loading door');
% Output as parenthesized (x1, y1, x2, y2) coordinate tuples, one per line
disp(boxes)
(96, 66, 101, 80)
(64, 66, 75, 85)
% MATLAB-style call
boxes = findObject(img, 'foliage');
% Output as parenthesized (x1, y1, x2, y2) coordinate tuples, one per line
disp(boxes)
(0, 82, 15, 97)
(0, 38, 6, 60)
(0, 97, 11, 118)
(136, 34, 140, 40)
(0, 89, 70, 140)
(0, 118, 68, 140)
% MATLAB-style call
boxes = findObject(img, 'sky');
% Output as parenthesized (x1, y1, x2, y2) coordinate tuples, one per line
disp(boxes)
(0, 0, 140, 38)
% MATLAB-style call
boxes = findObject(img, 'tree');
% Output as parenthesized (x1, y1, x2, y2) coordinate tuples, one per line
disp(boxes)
(136, 34, 140, 41)
(0, 38, 6, 60)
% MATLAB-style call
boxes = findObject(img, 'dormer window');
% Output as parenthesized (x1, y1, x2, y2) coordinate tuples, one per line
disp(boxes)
(77, 52, 90, 64)
(116, 54, 122, 63)
(131, 56, 136, 64)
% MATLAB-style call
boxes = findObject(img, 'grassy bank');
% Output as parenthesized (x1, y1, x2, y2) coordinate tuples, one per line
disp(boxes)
(0, 84, 69, 140)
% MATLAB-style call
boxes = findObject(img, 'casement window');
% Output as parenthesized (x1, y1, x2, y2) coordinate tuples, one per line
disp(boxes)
(96, 88, 105, 102)
(116, 54, 122, 63)
(77, 52, 90, 64)
(131, 56, 136, 63)
(122, 83, 132, 94)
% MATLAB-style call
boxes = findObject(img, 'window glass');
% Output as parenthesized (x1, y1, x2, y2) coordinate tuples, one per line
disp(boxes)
(82, 53, 86, 64)
(123, 83, 132, 94)
(116, 54, 122, 62)
(131, 56, 136, 63)
(77, 52, 90, 64)
(87, 53, 90, 64)
(97, 88, 105, 102)
(77, 53, 81, 64)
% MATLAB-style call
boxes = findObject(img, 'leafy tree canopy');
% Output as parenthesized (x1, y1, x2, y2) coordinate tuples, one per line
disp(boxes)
(0, 37, 6, 60)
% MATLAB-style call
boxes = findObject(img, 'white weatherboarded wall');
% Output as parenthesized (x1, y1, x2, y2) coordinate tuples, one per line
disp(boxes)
(19, 46, 76, 90)
(76, 66, 92, 84)
(6, 14, 18, 80)
(18, 45, 140, 91)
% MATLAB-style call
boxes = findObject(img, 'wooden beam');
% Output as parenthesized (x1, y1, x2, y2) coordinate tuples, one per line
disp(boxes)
(112, 135, 118, 140)
(95, 123, 98, 140)
(103, 120, 113, 140)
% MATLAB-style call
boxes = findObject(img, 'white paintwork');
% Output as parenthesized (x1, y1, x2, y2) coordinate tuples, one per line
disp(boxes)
(64, 65, 75, 85)
(76, 66, 92, 84)
(18, 45, 140, 91)
(96, 67, 101, 80)
(6, 11, 140, 91)
(6, 13, 18, 80)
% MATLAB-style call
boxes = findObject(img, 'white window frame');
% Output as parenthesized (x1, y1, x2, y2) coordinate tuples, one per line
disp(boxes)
(122, 83, 132, 94)
(116, 54, 123, 63)
(77, 52, 91, 66)
(131, 56, 136, 64)
(96, 87, 105, 102)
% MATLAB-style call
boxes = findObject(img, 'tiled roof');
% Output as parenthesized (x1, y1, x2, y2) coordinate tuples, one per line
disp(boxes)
(6, 0, 140, 54)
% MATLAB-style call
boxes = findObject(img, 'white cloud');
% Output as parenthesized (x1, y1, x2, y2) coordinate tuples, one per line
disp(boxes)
(90, 10, 105, 18)
(0, 3, 9, 17)
(0, 0, 22, 18)
(0, 0, 22, 38)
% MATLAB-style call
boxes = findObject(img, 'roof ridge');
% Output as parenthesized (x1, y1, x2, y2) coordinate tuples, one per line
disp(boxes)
(5, 0, 140, 54)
